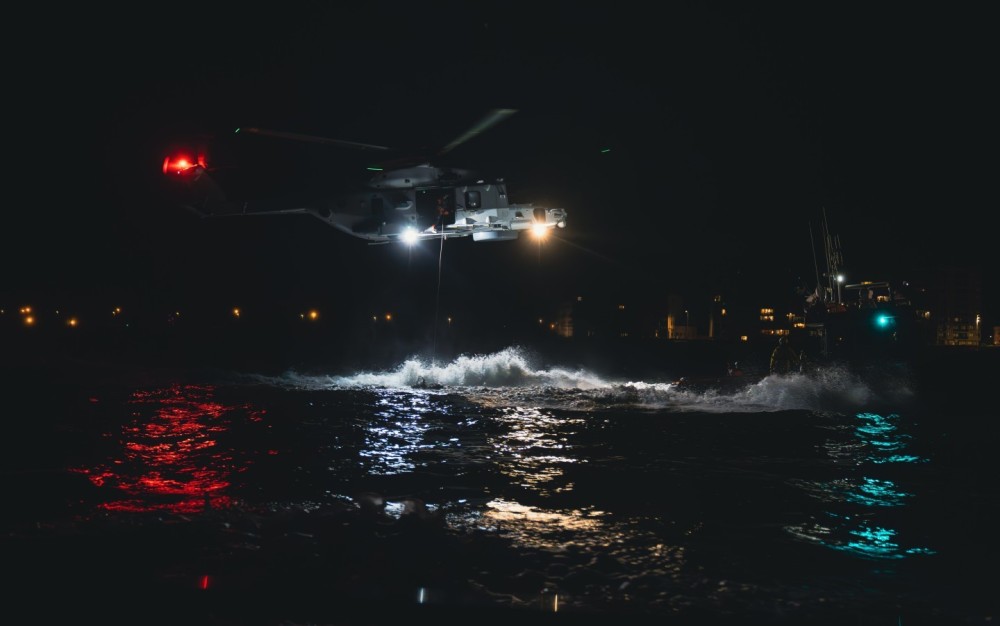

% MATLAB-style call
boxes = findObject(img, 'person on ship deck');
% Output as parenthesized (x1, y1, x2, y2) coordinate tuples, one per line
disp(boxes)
(769, 336, 801, 375)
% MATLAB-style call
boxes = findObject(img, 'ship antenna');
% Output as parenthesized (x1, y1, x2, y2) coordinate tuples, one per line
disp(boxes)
(809, 222, 822, 298)
(821, 207, 846, 305)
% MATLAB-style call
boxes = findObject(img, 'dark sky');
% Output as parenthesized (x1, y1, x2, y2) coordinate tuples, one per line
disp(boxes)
(6, 3, 996, 324)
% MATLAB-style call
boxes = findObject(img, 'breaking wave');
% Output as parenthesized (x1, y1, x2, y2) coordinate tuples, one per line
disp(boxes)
(249, 346, 914, 416)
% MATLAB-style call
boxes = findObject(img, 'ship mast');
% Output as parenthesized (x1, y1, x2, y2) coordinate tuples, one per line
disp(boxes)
(821, 208, 844, 305)
(809, 223, 822, 300)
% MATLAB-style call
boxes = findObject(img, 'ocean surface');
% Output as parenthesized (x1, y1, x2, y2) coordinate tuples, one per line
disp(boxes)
(3, 342, 997, 625)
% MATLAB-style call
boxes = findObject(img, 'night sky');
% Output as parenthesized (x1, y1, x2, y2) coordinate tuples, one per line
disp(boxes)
(6, 4, 996, 330)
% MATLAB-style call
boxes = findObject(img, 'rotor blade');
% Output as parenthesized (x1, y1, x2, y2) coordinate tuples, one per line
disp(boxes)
(437, 108, 518, 156)
(238, 127, 391, 151)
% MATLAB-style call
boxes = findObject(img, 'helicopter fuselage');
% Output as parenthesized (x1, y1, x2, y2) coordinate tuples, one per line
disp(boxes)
(316, 174, 567, 243)
(165, 160, 566, 245)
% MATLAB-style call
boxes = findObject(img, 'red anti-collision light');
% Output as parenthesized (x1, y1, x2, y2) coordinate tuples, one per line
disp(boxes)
(162, 155, 201, 175)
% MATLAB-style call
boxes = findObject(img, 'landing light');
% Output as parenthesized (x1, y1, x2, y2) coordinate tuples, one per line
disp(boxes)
(401, 228, 419, 245)
(531, 224, 549, 239)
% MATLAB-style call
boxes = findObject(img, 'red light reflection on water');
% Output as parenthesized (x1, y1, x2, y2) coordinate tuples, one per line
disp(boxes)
(82, 384, 261, 514)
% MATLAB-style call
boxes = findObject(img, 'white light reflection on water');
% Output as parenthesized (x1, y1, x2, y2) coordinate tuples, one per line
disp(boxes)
(786, 411, 934, 559)
(490, 406, 583, 495)
(341, 375, 692, 574)
(446, 497, 689, 579)
(360, 390, 439, 475)
(447, 404, 690, 577)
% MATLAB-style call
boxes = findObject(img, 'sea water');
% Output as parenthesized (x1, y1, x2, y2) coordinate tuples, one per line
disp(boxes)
(2, 346, 995, 624)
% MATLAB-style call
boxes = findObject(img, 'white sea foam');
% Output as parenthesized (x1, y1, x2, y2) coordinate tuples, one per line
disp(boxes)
(276, 346, 614, 390)
(263, 346, 914, 415)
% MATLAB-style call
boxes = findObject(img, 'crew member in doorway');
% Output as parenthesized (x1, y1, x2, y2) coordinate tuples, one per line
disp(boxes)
(433, 194, 451, 234)
(769, 336, 800, 375)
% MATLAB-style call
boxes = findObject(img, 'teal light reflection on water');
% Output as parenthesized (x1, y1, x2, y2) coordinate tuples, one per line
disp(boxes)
(786, 411, 936, 559)
(855, 412, 926, 464)
(846, 476, 910, 507)
(870, 454, 923, 464)
(790, 514, 939, 560)
(838, 522, 904, 559)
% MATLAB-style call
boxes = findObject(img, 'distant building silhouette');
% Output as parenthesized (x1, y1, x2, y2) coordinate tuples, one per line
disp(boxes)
(930, 267, 982, 346)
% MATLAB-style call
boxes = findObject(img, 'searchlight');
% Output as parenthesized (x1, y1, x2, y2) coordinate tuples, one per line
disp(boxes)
(400, 227, 419, 245)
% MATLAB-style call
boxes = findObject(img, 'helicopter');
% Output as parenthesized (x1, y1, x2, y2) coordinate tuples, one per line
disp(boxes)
(160, 109, 567, 245)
